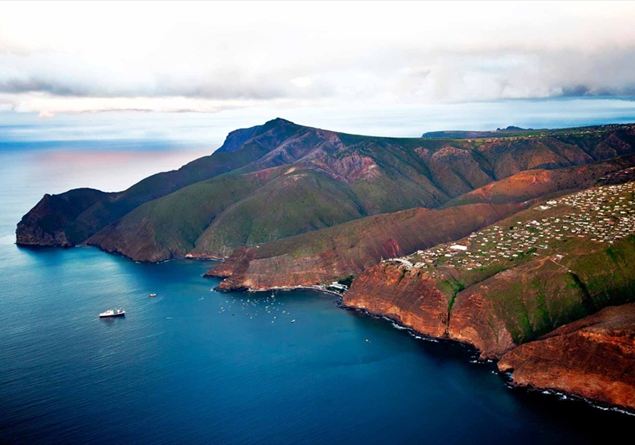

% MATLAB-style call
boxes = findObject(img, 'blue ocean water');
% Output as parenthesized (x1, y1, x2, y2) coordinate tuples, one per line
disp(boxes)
(0, 144, 632, 444)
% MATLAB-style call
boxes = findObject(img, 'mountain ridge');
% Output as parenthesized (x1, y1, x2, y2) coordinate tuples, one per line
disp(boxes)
(15, 119, 635, 413)
(208, 157, 635, 291)
(17, 120, 635, 263)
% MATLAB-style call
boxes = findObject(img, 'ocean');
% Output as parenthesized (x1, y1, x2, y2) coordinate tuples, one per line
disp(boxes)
(0, 141, 632, 444)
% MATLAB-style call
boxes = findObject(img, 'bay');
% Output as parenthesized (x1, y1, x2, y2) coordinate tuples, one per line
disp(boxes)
(0, 143, 632, 444)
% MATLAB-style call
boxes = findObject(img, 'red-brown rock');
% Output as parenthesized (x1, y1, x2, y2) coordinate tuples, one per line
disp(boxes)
(498, 304, 635, 411)
(344, 264, 449, 338)
(448, 288, 515, 359)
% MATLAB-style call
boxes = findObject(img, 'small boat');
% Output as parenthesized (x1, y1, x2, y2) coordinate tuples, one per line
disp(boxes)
(149, 293, 157, 298)
(99, 308, 126, 318)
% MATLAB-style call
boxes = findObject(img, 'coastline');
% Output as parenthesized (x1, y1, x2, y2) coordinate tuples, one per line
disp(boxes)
(17, 242, 635, 416)
(207, 276, 635, 417)
(339, 298, 635, 417)
(214, 281, 345, 298)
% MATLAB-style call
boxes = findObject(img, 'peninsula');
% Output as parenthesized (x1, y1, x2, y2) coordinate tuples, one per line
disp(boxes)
(17, 119, 635, 412)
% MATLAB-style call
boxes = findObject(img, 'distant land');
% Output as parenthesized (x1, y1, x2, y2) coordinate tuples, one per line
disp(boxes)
(422, 125, 530, 139)
(17, 119, 635, 412)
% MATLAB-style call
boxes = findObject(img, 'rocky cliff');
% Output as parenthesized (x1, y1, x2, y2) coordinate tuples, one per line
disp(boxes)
(498, 304, 635, 411)
(16, 188, 110, 247)
(341, 262, 451, 338)
(343, 180, 635, 410)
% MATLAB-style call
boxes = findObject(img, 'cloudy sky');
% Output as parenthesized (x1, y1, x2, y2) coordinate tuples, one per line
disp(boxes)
(1, 1, 635, 139)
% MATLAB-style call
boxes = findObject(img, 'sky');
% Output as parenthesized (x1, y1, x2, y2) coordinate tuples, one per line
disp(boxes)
(1, 1, 635, 142)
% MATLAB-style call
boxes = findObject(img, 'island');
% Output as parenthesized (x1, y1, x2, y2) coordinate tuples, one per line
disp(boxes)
(17, 118, 635, 413)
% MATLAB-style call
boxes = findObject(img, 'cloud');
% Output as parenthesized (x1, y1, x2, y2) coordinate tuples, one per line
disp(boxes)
(37, 110, 54, 118)
(0, 1, 635, 114)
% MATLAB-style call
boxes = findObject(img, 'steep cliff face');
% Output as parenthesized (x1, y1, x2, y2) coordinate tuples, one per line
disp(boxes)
(344, 251, 635, 411)
(343, 260, 519, 358)
(445, 239, 635, 359)
(16, 188, 111, 246)
(343, 263, 450, 338)
(447, 287, 515, 358)
(498, 304, 635, 411)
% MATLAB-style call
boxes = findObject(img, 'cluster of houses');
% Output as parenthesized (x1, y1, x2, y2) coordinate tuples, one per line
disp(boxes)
(384, 180, 635, 277)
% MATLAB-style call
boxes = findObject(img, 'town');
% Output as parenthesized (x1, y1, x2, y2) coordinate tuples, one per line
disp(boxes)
(386, 180, 635, 276)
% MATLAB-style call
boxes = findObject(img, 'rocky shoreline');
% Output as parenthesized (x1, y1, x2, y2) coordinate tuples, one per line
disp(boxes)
(343, 295, 635, 414)
(334, 286, 635, 415)
(15, 120, 635, 417)
(342, 297, 634, 416)
(204, 266, 635, 416)
(20, 218, 635, 415)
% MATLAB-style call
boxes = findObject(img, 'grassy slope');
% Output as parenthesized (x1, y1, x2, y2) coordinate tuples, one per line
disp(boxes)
(88, 172, 269, 260)
(17, 118, 306, 246)
(18, 120, 635, 261)
(477, 235, 635, 344)
(207, 161, 633, 290)
(209, 202, 524, 291)
(193, 169, 367, 256)
(405, 180, 635, 345)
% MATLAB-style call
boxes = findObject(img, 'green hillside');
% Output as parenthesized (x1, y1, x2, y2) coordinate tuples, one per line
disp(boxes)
(403, 179, 635, 344)
(17, 119, 635, 261)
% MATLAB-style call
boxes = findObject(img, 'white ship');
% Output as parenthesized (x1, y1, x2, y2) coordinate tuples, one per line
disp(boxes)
(99, 308, 126, 318)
